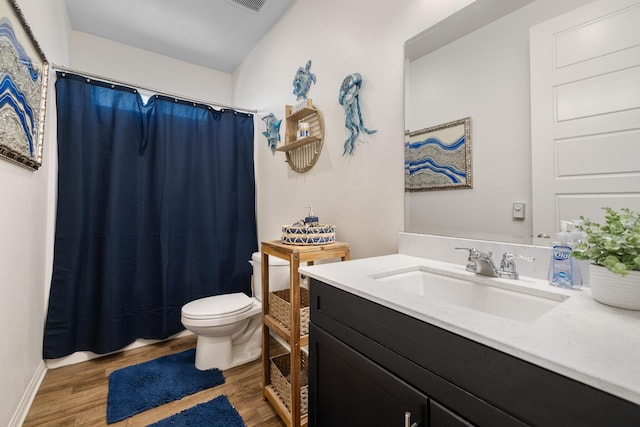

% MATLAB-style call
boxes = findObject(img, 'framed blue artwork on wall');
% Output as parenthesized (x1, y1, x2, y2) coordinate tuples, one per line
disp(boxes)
(405, 117, 472, 191)
(0, 0, 49, 170)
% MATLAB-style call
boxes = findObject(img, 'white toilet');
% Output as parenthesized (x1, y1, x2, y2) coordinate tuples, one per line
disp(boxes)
(181, 252, 290, 370)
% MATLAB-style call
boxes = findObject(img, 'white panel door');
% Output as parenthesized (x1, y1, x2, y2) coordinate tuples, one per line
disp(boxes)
(530, 0, 640, 245)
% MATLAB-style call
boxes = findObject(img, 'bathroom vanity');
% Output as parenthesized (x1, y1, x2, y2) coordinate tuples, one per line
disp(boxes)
(301, 254, 640, 427)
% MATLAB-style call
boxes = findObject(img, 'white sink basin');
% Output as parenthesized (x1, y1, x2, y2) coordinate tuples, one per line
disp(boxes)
(371, 267, 568, 323)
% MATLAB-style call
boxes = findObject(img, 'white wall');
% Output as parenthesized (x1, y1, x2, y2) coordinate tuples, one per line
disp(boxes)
(70, 31, 233, 106)
(1, 1, 70, 425)
(404, 0, 594, 244)
(233, 0, 476, 259)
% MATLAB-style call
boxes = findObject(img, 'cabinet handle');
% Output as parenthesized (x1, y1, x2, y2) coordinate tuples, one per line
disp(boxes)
(404, 411, 418, 427)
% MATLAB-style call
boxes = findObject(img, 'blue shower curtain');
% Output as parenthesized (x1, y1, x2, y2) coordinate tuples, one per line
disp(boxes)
(43, 72, 257, 359)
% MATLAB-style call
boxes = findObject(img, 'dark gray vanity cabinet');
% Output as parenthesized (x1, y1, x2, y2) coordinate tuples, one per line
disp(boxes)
(308, 279, 640, 427)
(310, 324, 429, 426)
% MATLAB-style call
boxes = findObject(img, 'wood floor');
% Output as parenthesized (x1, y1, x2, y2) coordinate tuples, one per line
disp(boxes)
(23, 335, 286, 426)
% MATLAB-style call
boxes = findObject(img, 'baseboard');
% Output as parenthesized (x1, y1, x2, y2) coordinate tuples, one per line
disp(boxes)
(9, 360, 47, 427)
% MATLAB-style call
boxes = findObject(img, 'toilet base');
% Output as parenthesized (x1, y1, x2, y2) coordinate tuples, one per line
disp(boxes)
(193, 324, 261, 371)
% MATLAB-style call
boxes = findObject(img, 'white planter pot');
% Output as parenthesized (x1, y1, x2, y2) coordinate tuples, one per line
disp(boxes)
(589, 264, 640, 310)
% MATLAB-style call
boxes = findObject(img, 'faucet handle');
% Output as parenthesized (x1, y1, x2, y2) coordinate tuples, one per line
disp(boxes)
(455, 247, 479, 272)
(455, 247, 477, 255)
(498, 252, 535, 280)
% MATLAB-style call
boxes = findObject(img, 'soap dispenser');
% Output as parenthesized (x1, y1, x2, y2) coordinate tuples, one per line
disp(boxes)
(549, 220, 574, 288)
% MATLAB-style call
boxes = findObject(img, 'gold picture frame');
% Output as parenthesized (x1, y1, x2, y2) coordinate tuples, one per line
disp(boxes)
(0, 0, 49, 170)
(404, 117, 472, 191)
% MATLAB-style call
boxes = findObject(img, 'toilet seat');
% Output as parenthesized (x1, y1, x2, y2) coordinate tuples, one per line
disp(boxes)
(182, 292, 254, 320)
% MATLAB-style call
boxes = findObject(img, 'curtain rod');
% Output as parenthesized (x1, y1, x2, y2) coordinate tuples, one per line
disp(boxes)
(51, 64, 257, 114)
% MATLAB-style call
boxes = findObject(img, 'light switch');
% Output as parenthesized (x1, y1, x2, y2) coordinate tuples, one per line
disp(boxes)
(513, 202, 525, 220)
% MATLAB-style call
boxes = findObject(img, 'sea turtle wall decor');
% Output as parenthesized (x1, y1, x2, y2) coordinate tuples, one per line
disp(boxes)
(292, 60, 316, 100)
(262, 113, 282, 154)
(339, 73, 377, 155)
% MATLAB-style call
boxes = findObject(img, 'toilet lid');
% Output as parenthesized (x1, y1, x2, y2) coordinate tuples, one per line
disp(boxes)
(182, 292, 254, 320)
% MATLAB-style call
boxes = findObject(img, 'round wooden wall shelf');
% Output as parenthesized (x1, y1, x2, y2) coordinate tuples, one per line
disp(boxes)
(277, 99, 324, 173)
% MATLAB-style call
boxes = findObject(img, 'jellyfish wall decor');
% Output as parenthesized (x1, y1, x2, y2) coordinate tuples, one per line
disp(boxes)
(339, 73, 376, 155)
(262, 113, 282, 155)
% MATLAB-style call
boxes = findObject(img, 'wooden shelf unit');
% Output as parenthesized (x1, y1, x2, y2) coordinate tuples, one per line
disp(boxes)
(278, 99, 324, 173)
(261, 240, 350, 427)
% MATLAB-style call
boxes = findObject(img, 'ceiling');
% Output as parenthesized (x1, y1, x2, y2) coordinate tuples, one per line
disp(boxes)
(64, 0, 294, 73)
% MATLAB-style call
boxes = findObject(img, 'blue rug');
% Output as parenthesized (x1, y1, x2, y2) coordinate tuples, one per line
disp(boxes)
(107, 349, 225, 424)
(147, 394, 245, 427)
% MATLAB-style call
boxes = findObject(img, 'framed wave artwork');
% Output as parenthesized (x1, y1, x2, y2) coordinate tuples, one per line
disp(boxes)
(0, 0, 49, 170)
(404, 117, 472, 191)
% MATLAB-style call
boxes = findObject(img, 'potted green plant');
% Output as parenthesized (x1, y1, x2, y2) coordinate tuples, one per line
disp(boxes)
(572, 207, 640, 310)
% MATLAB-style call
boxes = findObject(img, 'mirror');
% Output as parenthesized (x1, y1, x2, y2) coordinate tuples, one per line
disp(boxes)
(404, 0, 596, 244)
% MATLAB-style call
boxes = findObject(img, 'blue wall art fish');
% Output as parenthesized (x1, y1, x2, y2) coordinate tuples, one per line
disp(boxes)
(292, 60, 316, 100)
(339, 73, 376, 155)
(262, 113, 282, 154)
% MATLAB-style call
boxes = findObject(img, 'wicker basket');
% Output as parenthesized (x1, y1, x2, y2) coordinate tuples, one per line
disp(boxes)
(270, 352, 309, 414)
(269, 287, 310, 335)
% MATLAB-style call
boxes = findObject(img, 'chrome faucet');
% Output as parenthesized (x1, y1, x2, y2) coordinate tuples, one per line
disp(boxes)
(455, 248, 534, 279)
(456, 247, 499, 277)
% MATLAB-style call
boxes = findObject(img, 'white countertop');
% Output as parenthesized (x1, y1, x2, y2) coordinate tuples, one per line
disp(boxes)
(299, 254, 640, 406)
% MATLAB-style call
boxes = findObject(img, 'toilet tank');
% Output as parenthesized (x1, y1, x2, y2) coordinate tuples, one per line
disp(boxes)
(251, 252, 293, 300)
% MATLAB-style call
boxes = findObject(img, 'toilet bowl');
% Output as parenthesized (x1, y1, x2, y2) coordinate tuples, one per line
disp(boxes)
(181, 252, 290, 370)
